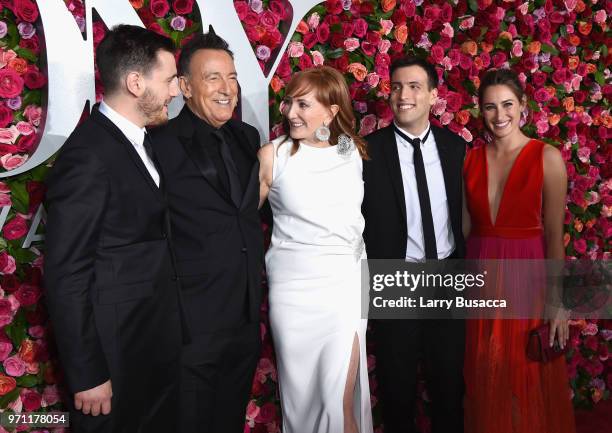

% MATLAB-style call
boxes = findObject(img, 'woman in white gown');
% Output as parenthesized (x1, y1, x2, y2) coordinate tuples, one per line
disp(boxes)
(258, 66, 373, 433)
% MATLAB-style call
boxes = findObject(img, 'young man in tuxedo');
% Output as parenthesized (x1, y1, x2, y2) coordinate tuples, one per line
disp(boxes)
(44, 25, 184, 433)
(362, 57, 467, 433)
(151, 30, 264, 433)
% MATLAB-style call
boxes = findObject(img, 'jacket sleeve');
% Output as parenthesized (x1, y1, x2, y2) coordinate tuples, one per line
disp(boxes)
(44, 141, 110, 394)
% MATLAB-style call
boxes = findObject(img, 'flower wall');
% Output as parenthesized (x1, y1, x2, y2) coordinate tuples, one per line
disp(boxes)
(0, 1, 609, 432)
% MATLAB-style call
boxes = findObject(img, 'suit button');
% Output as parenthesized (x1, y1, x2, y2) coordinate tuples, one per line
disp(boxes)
(241, 247, 247, 253)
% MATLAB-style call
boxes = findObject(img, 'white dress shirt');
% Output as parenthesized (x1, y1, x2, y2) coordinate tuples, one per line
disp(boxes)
(99, 101, 161, 187)
(394, 122, 455, 261)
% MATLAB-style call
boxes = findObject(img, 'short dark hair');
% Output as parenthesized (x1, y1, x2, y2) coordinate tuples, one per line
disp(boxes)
(96, 25, 175, 95)
(178, 29, 234, 76)
(478, 68, 525, 106)
(389, 56, 439, 90)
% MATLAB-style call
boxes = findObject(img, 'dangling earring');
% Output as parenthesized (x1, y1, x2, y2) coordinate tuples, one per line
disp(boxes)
(336, 133, 355, 157)
(315, 123, 331, 142)
(520, 108, 529, 128)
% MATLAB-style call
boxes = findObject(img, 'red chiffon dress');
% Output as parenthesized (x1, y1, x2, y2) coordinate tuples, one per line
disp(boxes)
(463, 139, 576, 433)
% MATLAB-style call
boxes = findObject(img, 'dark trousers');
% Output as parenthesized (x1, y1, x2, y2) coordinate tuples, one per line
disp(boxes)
(374, 319, 465, 433)
(179, 322, 261, 433)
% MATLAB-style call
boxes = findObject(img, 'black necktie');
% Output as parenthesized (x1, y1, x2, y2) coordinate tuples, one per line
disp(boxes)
(143, 133, 163, 189)
(212, 130, 243, 207)
(394, 126, 437, 260)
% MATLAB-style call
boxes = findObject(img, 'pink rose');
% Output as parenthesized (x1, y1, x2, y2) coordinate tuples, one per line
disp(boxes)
(28, 325, 44, 339)
(511, 40, 523, 57)
(260, 11, 279, 30)
(15, 121, 34, 136)
(0, 341, 12, 361)
(172, 0, 193, 15)
(379, 19, 393, 35)
(378, 39, 391, 54)
(23, 104, 41, 126)
(3, 355, 26, 377)
(150, 0, 170, 18)
(2, 215, 28, 240)
(0, 299, 15, 328)
(431, 98, 447, 116)
(307, 12, 320, 30)
(344, 37, 360, 52)
(366, 73, 380, 88)
(460, 17, 475, 30)
(0, 69, 24, 99)
(245, 399, 260, 421)
(42, 385, 60, 407)
(593, 10, 607, 24)
(234, 1, 249, 20)
(440, 112, 453, 125)
(255, 45, 270, 62)
(311, 50, 324, 66)
(13, 0, 39, 23)
(0, 193, 10, 206)
(359, 114, 377, 136)
(460, 128, 473, 142)
(0, 125, 19, 144)
(287, 42, 304, 58)
(14, 284, 41, 307)
(577, 147, 591, 163)
(0, 251, 16, 275)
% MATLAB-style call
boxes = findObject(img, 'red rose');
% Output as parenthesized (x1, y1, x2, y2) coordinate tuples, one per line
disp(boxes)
(1, 275, 19, 293)
(445, 92, 463, 113)
(255, 402, 277, 423)
(430, 45, 445, 63)
(148, 22, 167, 37)
(26, 180, 45, 211)
(172, 0, 193, 15)
(298, 54, 313, 70)
(353, 18, 368, 38)
(316, 23, 330, 43)
(234, 1, 249, 20)
(374, 100, 393, 121)
(276, 55, 291, 78)
(0, 105, 13, 128)
(15, 284, 41, 307)
(18, 339, 36, 363)
(302, 32, 318, 49)
(573, 90, 587, 104)
(260, 28, 282, 48)
(330, 32, 345, 49)
(19, 35, 39, 54)
(400, 0, 416, 17)
(243, 10, 259, 27)
(269, 1, 287, 20)
(533, 88, 552, 103)
(0, 374, 16, 396)
(245, 26, 262, 43)
(423, 5, 440, 22)
(342, 22, 354, 38)
(13, 0, 38, 23)
(3, 215, 28, 240)
(23, 65, 46, 89)
(409, 17, 425, 41)
(21, 389, 42, 411)
(491, 52, 507, 69)
(391, 9, 407, 26)
(361, 41, 376, 57)
(532, 71, 547, 87)
(0, 69, 24, 99)
(325, 0, 343, 15)
(440, 3, 453, 23)
(150, 0, 170, 18)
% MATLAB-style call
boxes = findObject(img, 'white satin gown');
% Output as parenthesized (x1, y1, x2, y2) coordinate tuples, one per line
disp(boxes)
(265, 136, 373, 433)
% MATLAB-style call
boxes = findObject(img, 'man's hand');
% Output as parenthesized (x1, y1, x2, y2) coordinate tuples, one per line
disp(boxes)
(74, 380, 112, 416)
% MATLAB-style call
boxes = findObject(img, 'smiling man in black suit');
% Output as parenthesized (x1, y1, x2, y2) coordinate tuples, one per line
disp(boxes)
(44, 25, 183, 433)
(362, 56, 467, 433)
(151, 30, 264, 433)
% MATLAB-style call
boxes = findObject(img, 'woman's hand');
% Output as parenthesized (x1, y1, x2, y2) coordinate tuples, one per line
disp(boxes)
(548, 307, 570, 349)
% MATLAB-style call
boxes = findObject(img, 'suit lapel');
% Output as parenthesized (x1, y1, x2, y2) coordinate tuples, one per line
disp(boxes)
(226, 119, 259, 209)
(381, 126, 407, 224)
(91, 108, 164, 202)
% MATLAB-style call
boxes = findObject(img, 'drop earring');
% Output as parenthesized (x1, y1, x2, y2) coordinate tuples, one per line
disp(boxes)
(315, 124, 331, 142)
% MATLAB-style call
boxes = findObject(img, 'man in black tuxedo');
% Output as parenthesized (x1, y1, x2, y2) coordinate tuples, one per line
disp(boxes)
(362, 57, 467, 433)
(44, 26, 184, 433)
(151, 30, 263, 433)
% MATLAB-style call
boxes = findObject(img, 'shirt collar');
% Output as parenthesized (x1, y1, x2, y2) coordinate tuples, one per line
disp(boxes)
(393, 121, 432, 145)
(99, 100, 146, 146)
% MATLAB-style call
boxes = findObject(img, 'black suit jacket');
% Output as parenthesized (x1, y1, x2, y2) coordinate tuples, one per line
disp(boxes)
(362, 124, 467, 259)
(151, 107, 264, 335)
(44, 107, 183, 430)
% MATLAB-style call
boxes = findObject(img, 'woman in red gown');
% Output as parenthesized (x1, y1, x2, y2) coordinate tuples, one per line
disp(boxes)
(463, 69, 576, 433)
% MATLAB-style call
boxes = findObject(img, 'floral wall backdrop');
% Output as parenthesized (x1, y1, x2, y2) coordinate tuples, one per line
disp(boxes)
(0, 0, 609, 432)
